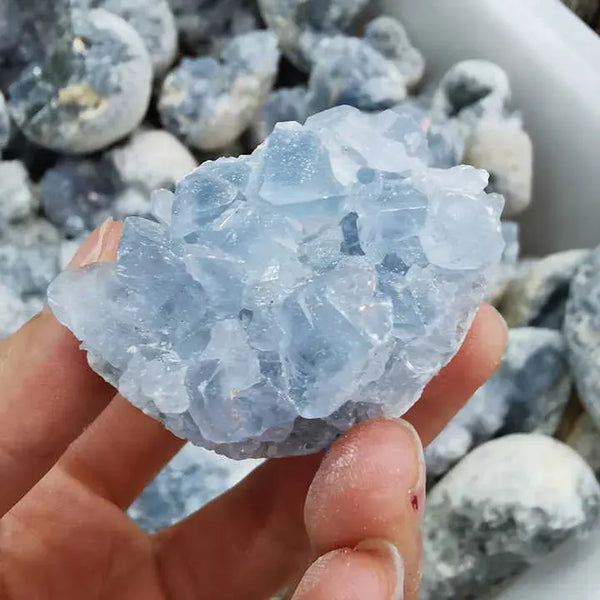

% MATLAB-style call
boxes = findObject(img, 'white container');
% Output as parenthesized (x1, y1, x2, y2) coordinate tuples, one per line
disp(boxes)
(381, 0, 600, 256)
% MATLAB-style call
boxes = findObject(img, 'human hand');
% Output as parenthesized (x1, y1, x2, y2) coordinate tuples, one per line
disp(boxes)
(0, 221, 507, 600)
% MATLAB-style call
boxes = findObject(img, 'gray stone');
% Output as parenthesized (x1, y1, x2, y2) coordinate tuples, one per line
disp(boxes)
(159, 31, 279, 151)
(258, 0, 370, 70)
(48, 105, 504, 459)
(426, 328, 572, 477)
(464, 119, 533, 217)
(128, 444, 262, 532)
(250, 86, 310, 146)
(167, 0, 261, 55)
(432, 60, 512, 137)
(422, 434, 600, 600)
(567, 412, 600, 478)
(307, 37, 407, 113)
(0, 91, 10, 151)
(91, 0, 178, 78)
(9, 8, 153, 154)
(0, 284, 39, 340)
(0, 160, 37, 228)
(565, 248, 600, 428)
(364, 15, 425, 90)
(502, 249, 590, 329)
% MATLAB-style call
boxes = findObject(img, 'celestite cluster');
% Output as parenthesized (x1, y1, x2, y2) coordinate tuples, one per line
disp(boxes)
(48, 105, 504, 459)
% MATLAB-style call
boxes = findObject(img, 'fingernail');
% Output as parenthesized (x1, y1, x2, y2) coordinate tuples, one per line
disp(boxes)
(394, 419, 426, 520)
(68, 219, 119, 269)
(355, 538, 405, 599)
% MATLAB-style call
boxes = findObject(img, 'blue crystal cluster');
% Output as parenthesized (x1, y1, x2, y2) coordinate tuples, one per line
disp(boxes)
(48, 105, 504, 459)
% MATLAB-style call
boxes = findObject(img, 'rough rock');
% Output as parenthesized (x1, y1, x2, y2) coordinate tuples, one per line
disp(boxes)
(251, 86, 310, 146)
(422, 434, 600, 600)
(426, 328, 572, 477)
(432, 60, 512, 137)
(364, 16, 425, 90)
(48, 105, 504, 459)
(167, 0, 261, 54)
(0, 161, 37, 228)
(464, 119, 533, 217)
(159, 31, 280, 151)
(502, 249, 590, 329)
(307, 37, 407, 113)
(0, 91, 10, 151)
(258, 0, 370, 70)
(91, 0, 178, 78)
(567, 412, 600, 478)
(9, 8, 153, 154)
(129, 444, 262, 532)
(565, 248, 600, 427)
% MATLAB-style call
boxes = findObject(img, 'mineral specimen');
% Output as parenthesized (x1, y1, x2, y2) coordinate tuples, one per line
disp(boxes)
(503, 249, 590, 329)
(251, 86, 310, 145)
(307, 37, 407, 113)
(0, 161, 37, 228)
(565, 247, 600, 428)
(425, 328, 571, 477)
(159, 31, 280, 151)
(464, 120, 533, 217)
(129, 444, 262, 532)
(9, 7, 153, 154)
(422, 435, 600, 600)
(167, 0, 262, 55)
(48, 105, 504, 459)
(432, 60, 512, 134)
(364, 16, 425, 90)
(258, 0, 370, 70)
(91, 0, 178, 78)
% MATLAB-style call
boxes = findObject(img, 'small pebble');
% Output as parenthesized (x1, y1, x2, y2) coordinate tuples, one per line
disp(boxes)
(426, 328, 571, 477)
(159, 31, 280, 151)
(422, 434, 600, 600)
(364, 15, 425, 90)
(91, 0, 178, 78)
(501, 249, 591, 329)
(307, 36, 407, 113)
(464, 119, 533, 217)
(0, 161, 37, 228)
(565, 248, 600, 428)
(9, 9, 153, 154)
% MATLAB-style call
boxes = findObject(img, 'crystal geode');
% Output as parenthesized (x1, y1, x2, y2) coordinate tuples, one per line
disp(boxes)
(48, 105, 504, 459)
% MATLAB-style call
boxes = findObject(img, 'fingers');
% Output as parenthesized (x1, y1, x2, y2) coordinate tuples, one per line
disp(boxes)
(291, 542, 402, 600)
(304, 419, 425, 600)
(405, 303, 507, 446)
(59, 395, 185, 508)
(0, 221, 122, 516)
(154, 454, 323, 600)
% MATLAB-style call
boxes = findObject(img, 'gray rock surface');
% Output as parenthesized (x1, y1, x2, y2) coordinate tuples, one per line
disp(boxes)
(0, 160, 37, 228)
(422, 434, 600, 600)
(128, 444, 262, 532)
(258, 0, 370, 70)
(159, 31, 280, 151)
(567, 412, 600, 478)
(91, 0, 178, 78)
(565, 248, 600, 427)
(502, 249, 590, 329)
(426, 328, 572, 477)
(9, 8, 153, 154)
(307, 37, 407, 113)
(464, 119, 533, 218)
(0, 91, 10, 151)
(364, 15, 425, 90)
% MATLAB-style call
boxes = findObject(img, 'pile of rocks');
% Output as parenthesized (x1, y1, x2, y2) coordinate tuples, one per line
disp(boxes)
(0, 2, 599, 599)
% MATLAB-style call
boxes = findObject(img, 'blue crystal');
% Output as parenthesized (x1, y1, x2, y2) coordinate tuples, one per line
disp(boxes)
(48, 105, 504, 459)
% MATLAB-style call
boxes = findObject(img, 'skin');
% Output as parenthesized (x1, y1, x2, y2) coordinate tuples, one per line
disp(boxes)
(0, 221, 507, 600)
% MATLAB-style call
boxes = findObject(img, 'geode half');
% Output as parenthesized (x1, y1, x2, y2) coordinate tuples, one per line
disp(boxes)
(48, 106, 504, 459)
